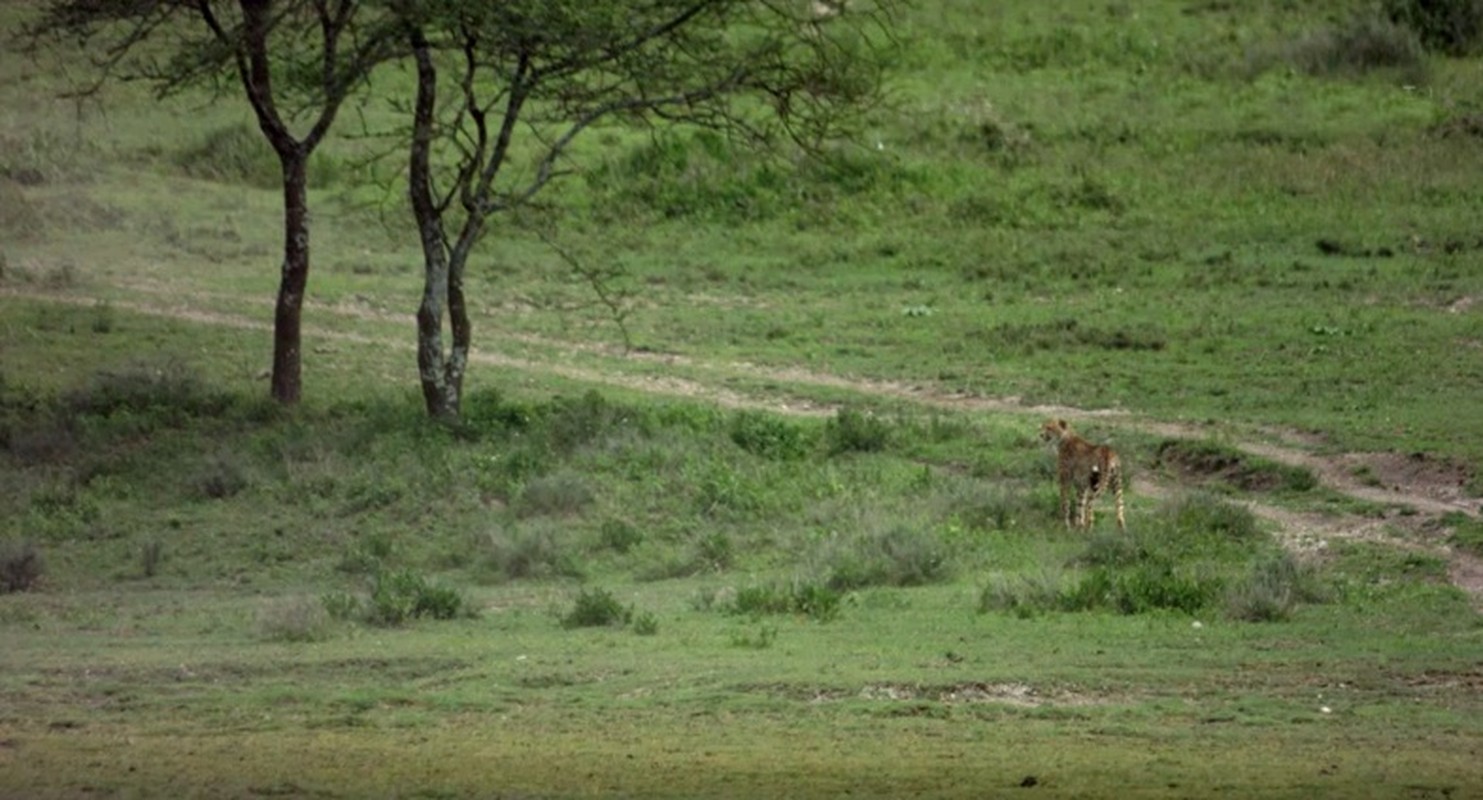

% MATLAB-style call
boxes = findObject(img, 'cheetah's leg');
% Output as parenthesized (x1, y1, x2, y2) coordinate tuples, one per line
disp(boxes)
(1060, 481, 1074, 529)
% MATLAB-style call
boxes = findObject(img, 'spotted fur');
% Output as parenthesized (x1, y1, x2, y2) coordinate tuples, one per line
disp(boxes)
(1039, 418, 1126, 531)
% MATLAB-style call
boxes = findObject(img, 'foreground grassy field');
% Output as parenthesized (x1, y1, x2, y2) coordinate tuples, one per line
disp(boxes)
(4, 0, 1483, 797)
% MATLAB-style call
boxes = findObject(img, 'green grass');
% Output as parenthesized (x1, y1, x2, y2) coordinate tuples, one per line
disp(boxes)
(4, 0, 1483, 796)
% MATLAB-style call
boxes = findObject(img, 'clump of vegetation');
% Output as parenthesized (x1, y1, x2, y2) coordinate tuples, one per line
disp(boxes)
(729, 410, 813, 461)
(195, 452, 249, 500)
(815, 524, 952, 591)
(1062, 563, 1223, 616)
(514, 470, 594, 517)
(61, 360, 228, 426)
(825, 407, 892, 455)
(978, 570, 1066, 619)
(1166, 492, 1263, 542)
(255, 596, 333, 642)
(598, 519, 644, 554)
(561, 586, 633, 629)
(1385, 0, 1483, 55)
(1264, 14, 1427, 79)
(366, 568, 468, 626)
(480, 523, 584, 582)
(1225, 551, 1330, 622)
(728, 622, 779, 649)
(139, 539, 164, 578)
(1, 539, 44, 593)
(722, 580, 842, 622)
(1448, 515, 1483, 558)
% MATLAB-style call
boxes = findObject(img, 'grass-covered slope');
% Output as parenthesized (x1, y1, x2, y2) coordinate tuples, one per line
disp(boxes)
(3, 0, 1483, 796)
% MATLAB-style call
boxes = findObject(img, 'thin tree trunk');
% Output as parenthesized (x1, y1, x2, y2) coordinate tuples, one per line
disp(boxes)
(271, 148, 310, 405)
(408, 26, 461, 421)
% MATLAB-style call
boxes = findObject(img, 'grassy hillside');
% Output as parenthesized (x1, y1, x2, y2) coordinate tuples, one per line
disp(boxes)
(3, 1, 1483, 797)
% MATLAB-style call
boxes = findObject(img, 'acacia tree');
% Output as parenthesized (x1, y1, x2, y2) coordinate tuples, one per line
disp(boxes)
(397, 1, 900, 420)
(26, 1, 401, 405)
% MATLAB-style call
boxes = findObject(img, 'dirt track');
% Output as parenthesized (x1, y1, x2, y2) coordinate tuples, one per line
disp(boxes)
(7, 285, 1481, 605)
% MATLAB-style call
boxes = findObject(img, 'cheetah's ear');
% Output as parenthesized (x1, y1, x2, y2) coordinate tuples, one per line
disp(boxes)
(1056, 419, 1068, 430)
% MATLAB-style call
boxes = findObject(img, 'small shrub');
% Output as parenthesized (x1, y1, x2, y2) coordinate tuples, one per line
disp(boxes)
(366, 568, 467, 626)
(728, 580, 841, 622)
(140, 539, 164, 578)
(1449, 517, 1483, 558)
(978, 570, 1066, 618)
(6, 421, 76, 466)
(1168, 493, 1262, 542)
(62, 360, 225, 423)
(321, 591, 362, 621)
(1305, 15, 1425, 75)
(632, 611, 660, 636)
(1072, 528, 1156, 568)
(481, 524, 583, 581)
(561, 586, 632, 629)
(825, 407, 892, 455)
(196, 452, 249, 500)
(693, 530, 734, 571)
(1386, 0, 1483, 54)
(695, 466, 764, 518)
(546, 390, 630, 454)
(729, 623, 778, 649)
(338, 531, 396, 576)
(729, 411, 812, 461)
(731, 584, 797, 616)
(90, 301, 114, 334)
(515, 470, 594, 517)
(0, 539, 44, 593)
(256, 596, 332, 643)
(1226, 552, 1330, 622)
(25, 483, 101, 541)
(598, 519, 644, 553)
(1063, 564, 1221, 616)
(818, 524, 951, 591)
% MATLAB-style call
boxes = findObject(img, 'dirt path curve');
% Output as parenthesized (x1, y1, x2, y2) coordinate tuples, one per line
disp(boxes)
(8, 287, 1481, 605)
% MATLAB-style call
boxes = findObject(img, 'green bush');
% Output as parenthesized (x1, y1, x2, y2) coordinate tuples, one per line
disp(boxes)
(256, 596, 332, 643)
(480, 523, 584, 582)
(729, 411, 812, 461)
(599, 519, 644, 553)
(1063, 564, 1221, 616)
(195, 452, 249, 500)
(561, 586, 632, 629)
(631, 611, 660, 636)
(1225, 552, 1330, 622)
(515, 471, 594, 517)
(819, 524, 951, 591)
(978, 570, 1065, 619)
(62, 360, 226, 425)
(825, 407, 892, 455)
(1386, 0, 1483, 54)
(1448, 516, 1483, 557)
(139, 539, 164, 578)
(727, 580, 841, 622)
(366, 568, 467, 626)
(1168, 492, 1262, 542)
(1072, 527, 1157, 568)
(321, 591, 362, 621)
(0, 539, 43, 593)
